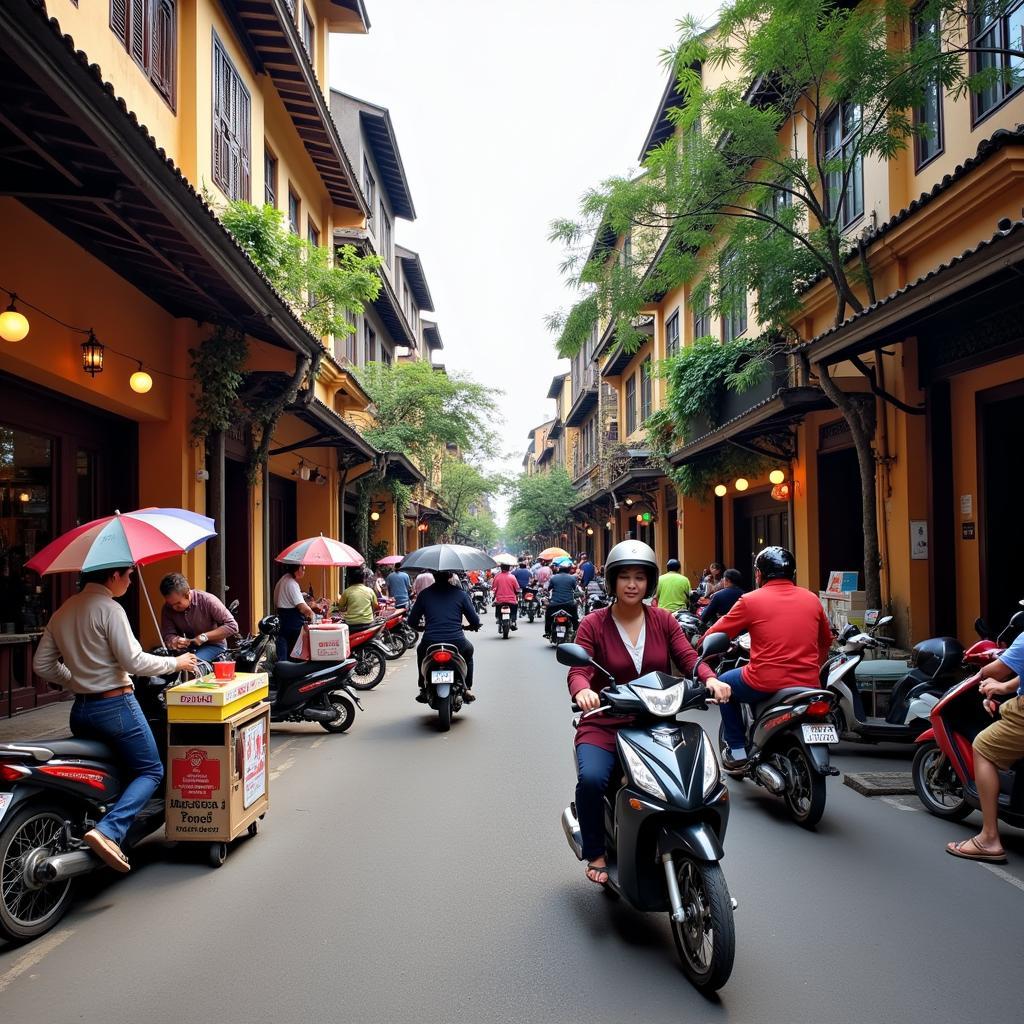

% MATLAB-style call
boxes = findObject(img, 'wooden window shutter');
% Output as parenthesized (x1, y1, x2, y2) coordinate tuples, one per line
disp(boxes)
(150, 0, 176, 106)
(237, 84, 251, 201)
(129, 0, 147, 67)
(110, 0, 128, 43)
(212, 40, 225, 192)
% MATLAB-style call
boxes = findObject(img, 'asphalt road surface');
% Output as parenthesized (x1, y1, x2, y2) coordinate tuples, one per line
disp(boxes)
(2, 617, 1023, 1024)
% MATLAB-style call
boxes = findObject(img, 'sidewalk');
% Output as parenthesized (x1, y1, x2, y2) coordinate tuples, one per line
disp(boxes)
(0, 701, 73, 741)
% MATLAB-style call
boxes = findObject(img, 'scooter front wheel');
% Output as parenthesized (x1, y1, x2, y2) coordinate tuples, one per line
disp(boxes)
(320, 692, 356, 733)
(912, 741, 970, 820)
(0, 803, 75, 943)
(349, 647, 387, 690)
(671, 857, 735, 992)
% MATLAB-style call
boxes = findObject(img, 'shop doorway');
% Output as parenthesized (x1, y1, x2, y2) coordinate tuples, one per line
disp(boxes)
(268, 474, 296, 593)
(733, 492, 789, 590)
(224, 458, 252, 634)
(817, 446, 863, 591)
(979, 384, 1024, 628)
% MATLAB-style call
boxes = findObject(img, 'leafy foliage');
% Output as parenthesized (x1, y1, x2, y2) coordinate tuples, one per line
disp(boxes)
(189, 326, 249, 440)
(458, 510, 500, 549)
(221, 200, 381, 338)
(435, 459, 504, 532)
(505, 468, 577, 549)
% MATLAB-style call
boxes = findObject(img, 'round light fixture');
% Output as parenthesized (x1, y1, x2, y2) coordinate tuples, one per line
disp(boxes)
(586, 527, 594, 536)
(734, 478, 749, 492)
(130, 367, 153, 394)
(769, 469, 786, 485)
(18, 491, 30, 503)
(714, 484, 728, 498)
(625, 497, 634, 506)
(370, 511, 380, 521)
(0, 299, 29, 342)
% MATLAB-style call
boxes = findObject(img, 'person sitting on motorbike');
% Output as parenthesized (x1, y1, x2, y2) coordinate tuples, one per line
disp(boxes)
(491, 563, 521, 629)
(33, 565, 199, 872)
(512, 560, 532, 591)
(652, 558, 691, 613)
(704, 547, 832, 767)
(407, 570, 481, 702)
(566, 540, 730, 886)
(699, 569, 745, 627)
(544, 563, 579, 637)
(159, 572, 238, 663)
(338, 570, 379, 630)
(946, 631, 1024, 863)
(535, 560, 553, 588)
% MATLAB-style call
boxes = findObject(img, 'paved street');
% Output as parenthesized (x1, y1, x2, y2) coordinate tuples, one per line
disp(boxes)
(2, 622, 1023, 1024)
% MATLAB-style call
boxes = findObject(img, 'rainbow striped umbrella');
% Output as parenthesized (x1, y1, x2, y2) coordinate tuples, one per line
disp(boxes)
(275, 535, 364, 568)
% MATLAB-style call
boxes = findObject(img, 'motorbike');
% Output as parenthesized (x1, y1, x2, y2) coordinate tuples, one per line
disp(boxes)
(471, 585, 488, 614)
(549, 606, 577, 648)
(556, 639, 736, 992)
(712, 633, 840, 827)
(912, 673, 1024, 829)
(821, 616, 954, 744)
(419, 628, 478, 732)
(345, 622, 389, 690)
(495, 601, 516, 640)
(674, 609, 703, 645)
(230, 617, 361, 732)
(521, 587, 541, 623)
(377, 606, 414, 660)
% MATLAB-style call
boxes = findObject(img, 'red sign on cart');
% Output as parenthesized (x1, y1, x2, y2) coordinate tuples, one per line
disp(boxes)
(171, 748, 221, 799)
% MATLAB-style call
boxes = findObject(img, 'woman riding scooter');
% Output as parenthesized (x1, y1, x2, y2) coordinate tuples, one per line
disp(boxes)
(565, 540, 730, 886)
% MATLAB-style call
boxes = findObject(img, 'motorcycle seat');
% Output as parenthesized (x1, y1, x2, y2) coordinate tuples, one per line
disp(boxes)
(14, 737, 116, 761)
(273, 659, 323, 682)
(752, 687, 814, 719)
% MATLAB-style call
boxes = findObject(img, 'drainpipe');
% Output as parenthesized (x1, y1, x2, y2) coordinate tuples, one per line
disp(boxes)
(262, 458, 271, 613)
(206, 430, 226, 600)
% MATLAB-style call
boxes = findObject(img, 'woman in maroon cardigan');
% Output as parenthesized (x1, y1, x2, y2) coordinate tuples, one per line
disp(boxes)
(567, 541, 730, 885)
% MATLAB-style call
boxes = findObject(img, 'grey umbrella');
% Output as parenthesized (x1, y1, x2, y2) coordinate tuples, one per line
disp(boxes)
(399, 544, 497, 573)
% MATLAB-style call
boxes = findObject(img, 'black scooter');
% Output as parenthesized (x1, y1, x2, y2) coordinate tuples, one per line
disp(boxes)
(556, 639, 736, 992)
(419, 627, 479, 732)
(520, 587, 541, 623)
(495, 601, 516, 639)
(229, 616, 360, 732)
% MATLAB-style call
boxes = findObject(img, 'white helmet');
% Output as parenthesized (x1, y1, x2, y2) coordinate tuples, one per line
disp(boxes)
(605, 539, 658, 599)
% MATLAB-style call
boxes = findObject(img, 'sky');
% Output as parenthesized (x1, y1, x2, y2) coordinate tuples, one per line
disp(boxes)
(330, 0, 720, 523)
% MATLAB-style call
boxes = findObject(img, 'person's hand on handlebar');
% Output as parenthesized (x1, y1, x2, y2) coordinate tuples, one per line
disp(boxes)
(705, 678, 731, 703)
(576, 688, 602, 711)
(175, 652, 199, 673)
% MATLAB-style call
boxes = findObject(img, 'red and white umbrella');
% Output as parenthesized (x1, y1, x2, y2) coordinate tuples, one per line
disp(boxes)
(275, 535, 364, 567)
(376, 555, 404, 566)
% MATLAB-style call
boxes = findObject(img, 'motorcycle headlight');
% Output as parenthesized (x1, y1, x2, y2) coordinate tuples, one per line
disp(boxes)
(620, 742, 666, 800)
(636, 682, 685, 717)
(702, 731, 721, 797)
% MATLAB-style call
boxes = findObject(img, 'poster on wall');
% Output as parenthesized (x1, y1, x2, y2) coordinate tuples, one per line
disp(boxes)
(241, 718, 267, 809)
(911, 520, 929, 560)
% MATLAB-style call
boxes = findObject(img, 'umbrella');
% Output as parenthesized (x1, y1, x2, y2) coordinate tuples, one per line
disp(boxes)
(538, 546, 570, 561)
(398, 544, 497, 573)
(276, 535, 364, 605)
(493, 552, 518, 566)
(552, 556, 575, 568)
(376, 555, 405, 566)
(25, 507, 216, 640)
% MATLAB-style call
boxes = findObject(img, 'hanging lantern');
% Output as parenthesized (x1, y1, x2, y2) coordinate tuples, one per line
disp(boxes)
(130, 363, 153, 394)
(586, 527, 594, 536)
(714, 484, 728, 498)
(771, 481, 792, 502)
(81, 332, 104, 376)
(370, 510, 380, 521)
(418, 522, 429, 533)
(0, 297, 29, 342)
(734, 478, 749, 492)
(18, 491, 30, 503)
(769, 468, 786, 485)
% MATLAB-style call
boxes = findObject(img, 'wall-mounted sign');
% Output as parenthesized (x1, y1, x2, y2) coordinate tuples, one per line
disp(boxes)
(911, 521, 929, 560)
(962, 522, 976, 541)
(960, 494, 973, 519)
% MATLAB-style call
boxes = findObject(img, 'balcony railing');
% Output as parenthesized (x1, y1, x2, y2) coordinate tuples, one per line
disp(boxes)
(571, 363, 598, 400)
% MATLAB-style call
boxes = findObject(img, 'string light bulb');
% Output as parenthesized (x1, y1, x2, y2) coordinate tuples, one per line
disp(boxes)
(714, 484, 728, 498)
(734, 478, 749, 492)
(370, 510, 380, 521)
(130, 363, 153, 394)
(769, 469, 786, 485)
(0, 297, 29, 342)
(19, 491, 30, 503)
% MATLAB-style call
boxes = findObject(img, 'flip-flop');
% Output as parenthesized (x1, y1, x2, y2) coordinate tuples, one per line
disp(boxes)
(585, 862, 609, 885)
(946, 836, 1007, 864)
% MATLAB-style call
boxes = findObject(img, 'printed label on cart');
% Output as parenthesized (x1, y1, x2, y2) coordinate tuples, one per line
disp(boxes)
(171, 748, 221, 799)
(241, 719, 267, 809)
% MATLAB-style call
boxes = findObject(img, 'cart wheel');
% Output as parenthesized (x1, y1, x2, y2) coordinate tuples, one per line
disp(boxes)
(247, 821, 259, 838)
(208, 842, 228, 868)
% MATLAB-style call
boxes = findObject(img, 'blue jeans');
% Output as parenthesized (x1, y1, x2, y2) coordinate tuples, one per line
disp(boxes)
(575, 743, 618, 861)
(718, 668, 774, 750)
(193, 642, 226, 664)
(70, 694, 164, 846)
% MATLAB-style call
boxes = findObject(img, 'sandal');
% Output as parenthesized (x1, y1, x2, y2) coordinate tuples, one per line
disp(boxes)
(946, 836, 1007, 863)
(585, 862, 609, 885)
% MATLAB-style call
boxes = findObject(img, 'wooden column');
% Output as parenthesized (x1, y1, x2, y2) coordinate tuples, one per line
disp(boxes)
(206, 430, 226, 600)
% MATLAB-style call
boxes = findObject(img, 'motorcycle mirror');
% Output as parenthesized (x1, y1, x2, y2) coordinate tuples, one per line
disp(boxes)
(555, 643, 592, 668)
(258, 615, 280, 636)
(841, 624, 859, 640)
(700, 631, 731, 658)
(876, 615, 893, 627)
(228, 599, 240, 614)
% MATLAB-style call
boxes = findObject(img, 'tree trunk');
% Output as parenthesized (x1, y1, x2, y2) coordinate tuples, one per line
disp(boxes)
(813, 362, 883, 609)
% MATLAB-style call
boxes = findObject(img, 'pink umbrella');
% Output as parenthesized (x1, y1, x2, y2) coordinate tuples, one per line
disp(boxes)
(276, 535, 364, 606)
(376, 555, 405, 565)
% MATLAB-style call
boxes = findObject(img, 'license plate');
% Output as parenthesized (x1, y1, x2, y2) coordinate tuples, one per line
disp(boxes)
(556, 627, 566, 637)
(525, 593, 534, 600)
(501, 609, 510, 618)
(432, 670, 454, 685)
(0, 793, 13, 825)
(802, 724, 839, 744)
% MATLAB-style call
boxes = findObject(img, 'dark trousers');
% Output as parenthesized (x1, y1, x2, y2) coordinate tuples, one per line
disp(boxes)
(718, 667, 771, 749)
(416, 636, 475, 689)
(575, 743, 618, 861)
(276, 607, 306, 662)
(545, 602, 577, 635)
(494, 602, 518, 625)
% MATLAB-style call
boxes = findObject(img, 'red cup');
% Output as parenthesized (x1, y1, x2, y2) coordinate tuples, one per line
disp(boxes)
(213, 661, 235, 681)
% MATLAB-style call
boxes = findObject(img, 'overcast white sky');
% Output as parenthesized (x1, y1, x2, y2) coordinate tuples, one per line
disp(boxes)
(330, 0, 720, 522)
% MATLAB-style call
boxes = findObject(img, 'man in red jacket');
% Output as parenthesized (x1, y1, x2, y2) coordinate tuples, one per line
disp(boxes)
(705, 546, 832, 766)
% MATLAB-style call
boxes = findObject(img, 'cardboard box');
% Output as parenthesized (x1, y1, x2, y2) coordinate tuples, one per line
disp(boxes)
(166, 672, 269, 722)
(308, 623, 349, 661)
(825, 571, 860, 595)
(165, 701, 270, 842)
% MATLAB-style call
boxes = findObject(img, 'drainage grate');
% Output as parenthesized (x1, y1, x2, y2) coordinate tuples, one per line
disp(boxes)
(843, 771, 916, 796)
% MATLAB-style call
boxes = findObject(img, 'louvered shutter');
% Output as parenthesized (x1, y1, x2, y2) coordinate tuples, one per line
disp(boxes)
(110, 0, 128, 43)
(212, 41, 225, 192)
(150, 0, 175, 105)
(237, 83, 251, 201)
(129, 0, 147, 67)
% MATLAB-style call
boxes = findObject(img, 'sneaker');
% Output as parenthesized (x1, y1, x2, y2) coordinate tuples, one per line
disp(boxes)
(415, 689, 429, 704)
(83, 828, 131, 873)
(721, 747, 749, 770)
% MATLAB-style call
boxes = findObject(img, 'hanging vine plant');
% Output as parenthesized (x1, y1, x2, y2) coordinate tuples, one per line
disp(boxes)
(189, 326, 249, 441)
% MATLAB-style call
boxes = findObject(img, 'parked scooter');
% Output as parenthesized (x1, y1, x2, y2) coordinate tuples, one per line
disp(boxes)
(495, 601, 516, 639)
(711, 633, 840, 827)
(377, 607, 414, 660)
(674, 609, 703, 646)
(345, 622, 389, 690)
(230, 616, 361, 731)
(822, 615, 952, 743)
(556, 639, 736, 992)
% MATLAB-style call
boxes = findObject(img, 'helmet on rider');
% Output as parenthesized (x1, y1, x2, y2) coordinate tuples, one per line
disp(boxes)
(604, 540, 658, 599)
(753, 545, 796, 582)
(666, 558, 681, 572)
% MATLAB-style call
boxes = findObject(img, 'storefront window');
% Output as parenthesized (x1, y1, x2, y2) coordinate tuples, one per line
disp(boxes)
(0, 426, 53, 631)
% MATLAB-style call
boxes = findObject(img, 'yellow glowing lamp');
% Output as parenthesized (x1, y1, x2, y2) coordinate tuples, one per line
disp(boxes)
(734, 478, 749, 492)
(586, 527, 594, 536)
(0, 300, 29, 342)
(714, 484, 728, 498)
(19, 491, 30, 503)
(769, 469, 786, 485)
(370, 511, 380, 521)
(636, 513, 643, 523)
(130, 367, 153, 394)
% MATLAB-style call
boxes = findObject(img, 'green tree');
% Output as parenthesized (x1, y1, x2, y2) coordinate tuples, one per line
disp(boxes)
(435, 458, 505, 536)
(221, 200, 381, 338)
(505, 468, 577, 551)
(459, 510, 500, 549)
(357, 360, 501, 476)
(549, 0, 1021, 608)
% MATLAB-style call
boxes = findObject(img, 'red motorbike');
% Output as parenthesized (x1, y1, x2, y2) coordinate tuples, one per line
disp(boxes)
(347, 621, 389, 690)
(377, 606, 415, 660)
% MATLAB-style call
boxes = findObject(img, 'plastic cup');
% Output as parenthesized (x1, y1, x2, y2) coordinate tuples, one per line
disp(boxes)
(213, 661, 236, 681)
